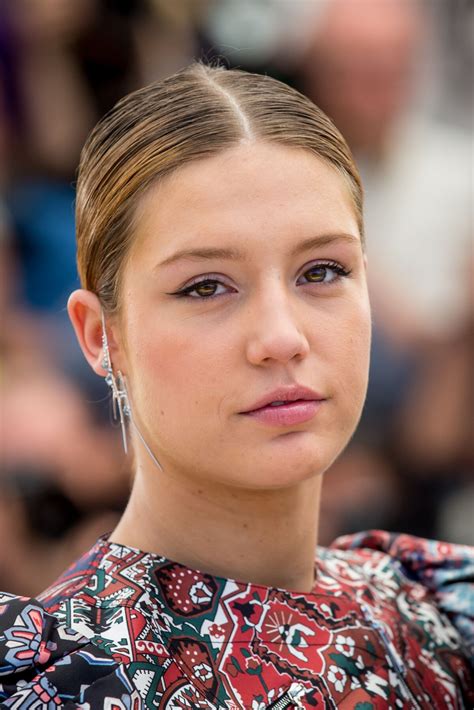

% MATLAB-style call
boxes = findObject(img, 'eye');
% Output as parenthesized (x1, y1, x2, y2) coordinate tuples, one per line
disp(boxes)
(297, 261, 350, 286)
(169, 277, 233, 299)
(168, 261, 351, 300)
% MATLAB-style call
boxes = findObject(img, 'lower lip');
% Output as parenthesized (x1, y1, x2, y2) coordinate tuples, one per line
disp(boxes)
(241, 400, 324, 426)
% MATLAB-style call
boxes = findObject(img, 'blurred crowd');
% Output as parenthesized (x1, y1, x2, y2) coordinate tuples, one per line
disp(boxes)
(0, 0, 472, 596)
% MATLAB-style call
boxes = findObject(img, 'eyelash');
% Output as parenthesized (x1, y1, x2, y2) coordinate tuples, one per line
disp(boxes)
(168, 261, 352, 300)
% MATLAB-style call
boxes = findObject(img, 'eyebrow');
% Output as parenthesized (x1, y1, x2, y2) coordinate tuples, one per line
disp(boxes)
(157, 233, 359, 268)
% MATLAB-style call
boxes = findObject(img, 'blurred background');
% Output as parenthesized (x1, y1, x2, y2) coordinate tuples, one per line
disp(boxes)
(0, 0, 472, 595)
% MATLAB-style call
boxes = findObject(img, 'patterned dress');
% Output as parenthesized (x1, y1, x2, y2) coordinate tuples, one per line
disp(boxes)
(0, 530, 472, 709)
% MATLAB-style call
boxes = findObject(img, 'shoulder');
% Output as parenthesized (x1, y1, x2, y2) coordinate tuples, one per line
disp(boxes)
(330, 529, 474, 657)
(330, 529, 473, 587)
(0, 592, 140, 708)
(0, 539, 151, 707)
(37, 537, 105, 611)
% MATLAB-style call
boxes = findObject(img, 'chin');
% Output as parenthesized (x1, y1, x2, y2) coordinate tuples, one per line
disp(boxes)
(237, 432, 338, 490)
(246, 465, 323, 491)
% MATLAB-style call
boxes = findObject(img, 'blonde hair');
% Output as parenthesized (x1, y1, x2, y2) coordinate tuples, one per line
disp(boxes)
(76, 63, 363, 313)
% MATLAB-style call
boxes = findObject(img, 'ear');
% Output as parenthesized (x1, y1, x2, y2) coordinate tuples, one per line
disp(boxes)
(67, 290, 125, 377)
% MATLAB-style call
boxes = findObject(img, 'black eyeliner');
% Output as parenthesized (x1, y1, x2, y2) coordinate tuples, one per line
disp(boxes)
(167, 259, 352, 299)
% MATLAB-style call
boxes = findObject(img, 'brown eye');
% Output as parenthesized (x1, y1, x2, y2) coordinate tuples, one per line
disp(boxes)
(194, 281, 219, 297)
(298, 261, 350, 286)
(175, 279, 232, 298)
(304, 266, 327, 283)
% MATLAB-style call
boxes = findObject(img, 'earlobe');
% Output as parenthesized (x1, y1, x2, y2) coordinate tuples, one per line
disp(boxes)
(67, 290, 110, 376)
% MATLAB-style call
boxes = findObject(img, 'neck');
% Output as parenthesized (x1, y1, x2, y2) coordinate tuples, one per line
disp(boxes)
(110, 460, 323, 593)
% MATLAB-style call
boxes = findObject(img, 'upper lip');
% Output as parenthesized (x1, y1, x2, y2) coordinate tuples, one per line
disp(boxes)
(240, 385, 325, 413)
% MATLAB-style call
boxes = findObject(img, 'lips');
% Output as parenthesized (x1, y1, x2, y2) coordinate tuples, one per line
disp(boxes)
(241, 386, 324, 414)
(242, 399, 324, 427)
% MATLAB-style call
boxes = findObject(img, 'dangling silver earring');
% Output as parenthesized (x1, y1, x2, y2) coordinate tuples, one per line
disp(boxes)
(101, 310, 163, 471)
(101, 311, 130, 454)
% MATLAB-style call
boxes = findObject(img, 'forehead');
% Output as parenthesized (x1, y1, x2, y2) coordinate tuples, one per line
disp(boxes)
(132, 142, 359, 256)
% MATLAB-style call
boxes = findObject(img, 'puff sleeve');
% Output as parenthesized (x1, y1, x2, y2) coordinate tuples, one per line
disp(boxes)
(331, 530, 474, 661)
(0, 593, 138, 708)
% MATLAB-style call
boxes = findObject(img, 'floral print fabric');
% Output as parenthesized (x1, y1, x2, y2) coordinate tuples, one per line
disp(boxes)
(0, 530, 472, 709)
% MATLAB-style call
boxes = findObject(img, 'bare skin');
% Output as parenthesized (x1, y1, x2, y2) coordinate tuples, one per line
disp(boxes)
(116, 466, 323, 592)
(69, 142, 371, 592)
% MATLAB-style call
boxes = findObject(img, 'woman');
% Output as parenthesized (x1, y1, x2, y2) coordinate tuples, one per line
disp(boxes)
(0, 64, 472, 709)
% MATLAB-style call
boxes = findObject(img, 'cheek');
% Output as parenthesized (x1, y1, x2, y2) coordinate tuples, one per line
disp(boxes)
(320, 297, 371, 395)
(340, 303, 372, 396)
(130, 323, 234, 416)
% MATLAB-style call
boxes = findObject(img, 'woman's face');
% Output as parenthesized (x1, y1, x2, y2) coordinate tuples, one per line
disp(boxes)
(118, 142, 371, 489)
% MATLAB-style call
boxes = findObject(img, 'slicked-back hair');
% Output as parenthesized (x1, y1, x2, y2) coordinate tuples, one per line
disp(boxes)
(76, 63, 363, 313)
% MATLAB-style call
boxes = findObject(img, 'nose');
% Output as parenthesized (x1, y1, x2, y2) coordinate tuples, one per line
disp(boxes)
(245, 286, 310, 367)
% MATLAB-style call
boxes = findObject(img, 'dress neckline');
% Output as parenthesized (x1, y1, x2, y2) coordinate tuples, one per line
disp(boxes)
(95, 533, 345, 598)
